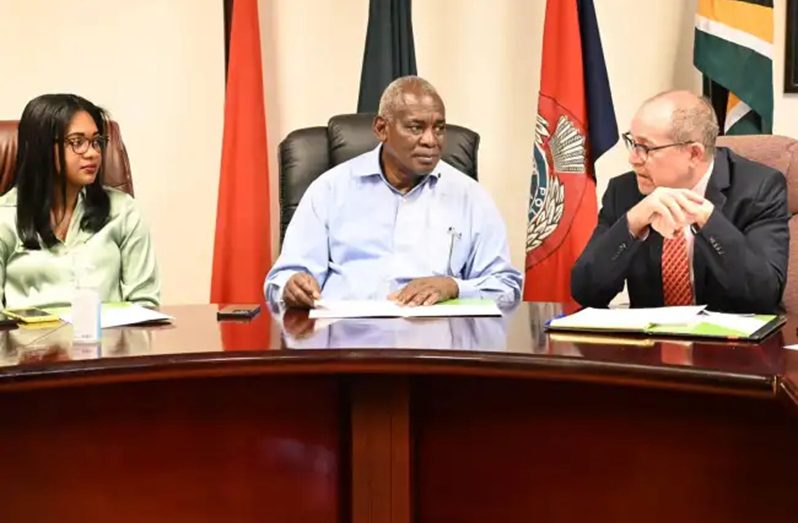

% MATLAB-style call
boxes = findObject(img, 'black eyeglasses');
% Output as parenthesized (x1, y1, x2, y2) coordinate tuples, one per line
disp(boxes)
(63, 134, 108, 154)
(622, 131, 693, 162)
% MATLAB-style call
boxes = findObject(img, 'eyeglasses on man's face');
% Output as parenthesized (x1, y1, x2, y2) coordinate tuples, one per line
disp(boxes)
(63, 134, 108, 155)
(622, 131, 693, 162)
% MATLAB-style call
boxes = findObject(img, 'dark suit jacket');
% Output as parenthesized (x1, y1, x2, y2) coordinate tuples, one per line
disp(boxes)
(571, 147, 789, 313)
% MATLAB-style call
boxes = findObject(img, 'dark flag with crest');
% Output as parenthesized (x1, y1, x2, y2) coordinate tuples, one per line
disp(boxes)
(523, 0, 618, 303)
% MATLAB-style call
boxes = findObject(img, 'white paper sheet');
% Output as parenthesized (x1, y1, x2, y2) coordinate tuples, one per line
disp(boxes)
(700, 311, 768, 335)
(57, 303, 172, 329)
(308, 299, 501, 319)
(549, 305, 707, 331)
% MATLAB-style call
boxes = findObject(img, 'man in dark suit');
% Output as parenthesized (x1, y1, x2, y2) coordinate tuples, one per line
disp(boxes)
(571, 90, 789, 313)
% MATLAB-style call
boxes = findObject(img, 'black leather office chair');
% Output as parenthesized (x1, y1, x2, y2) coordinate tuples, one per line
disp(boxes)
(277, 113, 480, 245)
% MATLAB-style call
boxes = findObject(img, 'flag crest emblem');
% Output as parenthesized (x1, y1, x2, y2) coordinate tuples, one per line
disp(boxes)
(522, 0, 617, 302)
(526, 97, 588, 266)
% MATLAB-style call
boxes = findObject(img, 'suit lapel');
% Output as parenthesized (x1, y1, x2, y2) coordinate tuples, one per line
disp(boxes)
(704, 149, 730, 209)
(694, 149, 730, 303)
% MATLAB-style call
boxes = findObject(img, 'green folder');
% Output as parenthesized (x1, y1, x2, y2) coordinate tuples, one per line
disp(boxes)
(644, 315, 782, 340)
(546, 308, 785, 342)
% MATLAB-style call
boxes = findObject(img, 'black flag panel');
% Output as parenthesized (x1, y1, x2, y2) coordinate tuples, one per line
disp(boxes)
(357, 0, 417, 113)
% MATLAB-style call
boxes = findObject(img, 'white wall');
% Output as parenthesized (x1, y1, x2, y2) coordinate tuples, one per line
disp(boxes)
(0, 0, 225, 304)
(774, 0, 798, 134)
(1, 0, 795, 303)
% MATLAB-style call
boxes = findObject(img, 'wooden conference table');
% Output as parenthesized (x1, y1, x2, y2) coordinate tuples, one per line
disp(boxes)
(1, 303, 797, 523)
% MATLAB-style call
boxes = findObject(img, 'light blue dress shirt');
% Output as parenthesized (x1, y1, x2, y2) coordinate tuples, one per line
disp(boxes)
(283, 316, 509, 351)
(264, 145, 522, 306)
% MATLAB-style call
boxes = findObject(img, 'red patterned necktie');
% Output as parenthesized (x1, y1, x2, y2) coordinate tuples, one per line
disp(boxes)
(661, 234, 693, 306)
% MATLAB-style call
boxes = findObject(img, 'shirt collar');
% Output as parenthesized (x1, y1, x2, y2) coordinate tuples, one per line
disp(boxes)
(691, 159, 714, 197)
(352, 144, 443, 180)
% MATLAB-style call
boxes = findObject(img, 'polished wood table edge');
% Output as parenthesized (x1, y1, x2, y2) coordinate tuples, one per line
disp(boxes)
(0, 348, 777, 397)
(777, 377, 798, 412)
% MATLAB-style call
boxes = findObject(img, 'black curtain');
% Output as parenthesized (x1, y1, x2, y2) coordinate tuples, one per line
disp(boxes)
(357, 0, 417, 113)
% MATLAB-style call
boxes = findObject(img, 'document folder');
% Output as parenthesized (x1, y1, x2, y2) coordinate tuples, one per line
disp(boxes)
(545, 307, 785, 342)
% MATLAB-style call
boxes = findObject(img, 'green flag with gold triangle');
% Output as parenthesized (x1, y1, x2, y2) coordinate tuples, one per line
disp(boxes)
(694, 0, 773, 134)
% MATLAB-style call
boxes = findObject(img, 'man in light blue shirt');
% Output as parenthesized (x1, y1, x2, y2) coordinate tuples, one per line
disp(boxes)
(265, 76, 522, 308)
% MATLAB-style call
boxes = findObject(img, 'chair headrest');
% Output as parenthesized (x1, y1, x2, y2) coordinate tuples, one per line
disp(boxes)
(0, 119, 134, 195)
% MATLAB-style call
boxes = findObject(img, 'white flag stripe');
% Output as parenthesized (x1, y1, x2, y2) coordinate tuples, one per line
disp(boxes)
(695, 14, 773, 59)
(724, 98, 752, 132)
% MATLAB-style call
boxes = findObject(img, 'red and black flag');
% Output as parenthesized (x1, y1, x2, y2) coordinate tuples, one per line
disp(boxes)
(523, 0, 618, 303)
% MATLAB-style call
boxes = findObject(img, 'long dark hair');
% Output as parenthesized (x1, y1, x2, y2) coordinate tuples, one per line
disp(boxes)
(14, 94, 111, 249)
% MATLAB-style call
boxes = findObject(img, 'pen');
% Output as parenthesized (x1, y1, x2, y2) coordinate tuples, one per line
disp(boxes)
(446, 226, 461, 276)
